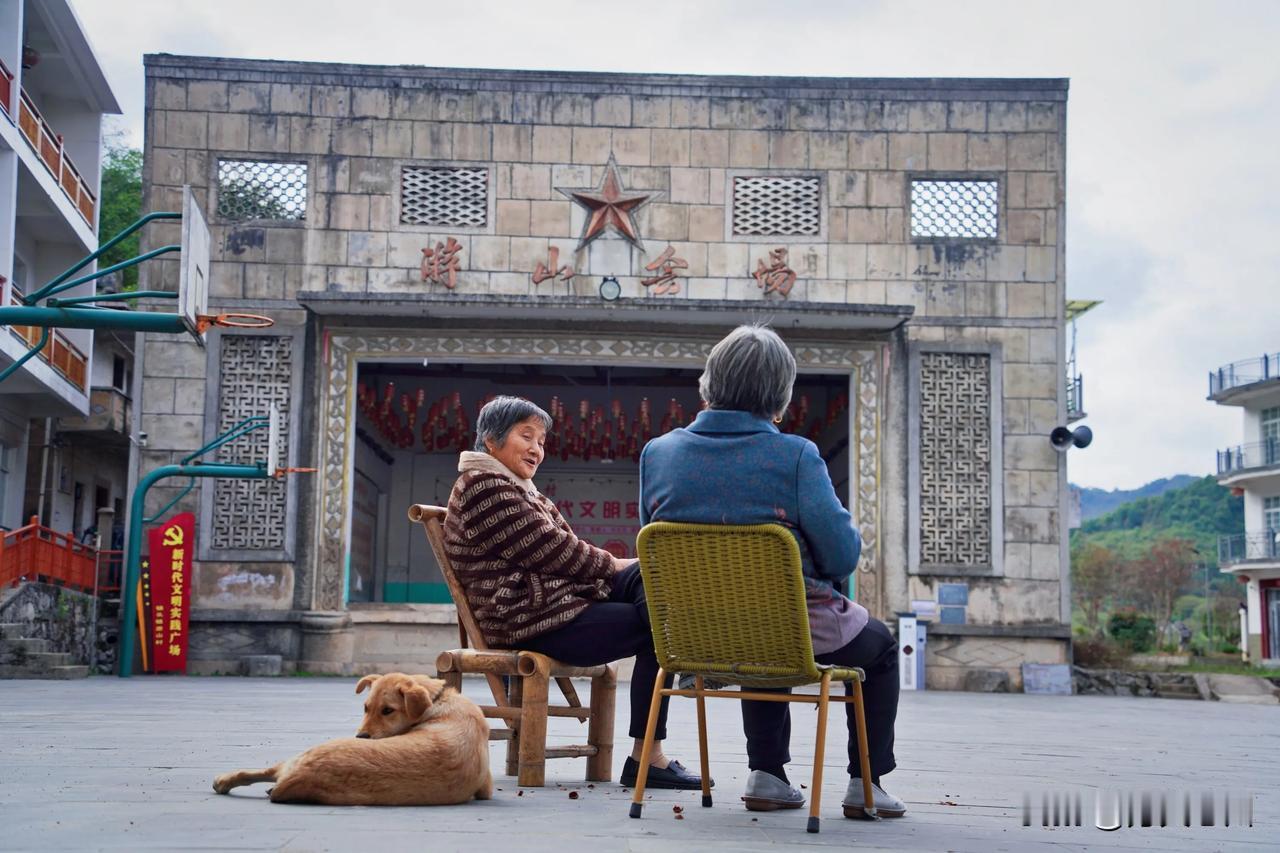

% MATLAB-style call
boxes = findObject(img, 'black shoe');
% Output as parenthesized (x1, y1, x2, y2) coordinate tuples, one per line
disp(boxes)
(620, 756, 712, 790)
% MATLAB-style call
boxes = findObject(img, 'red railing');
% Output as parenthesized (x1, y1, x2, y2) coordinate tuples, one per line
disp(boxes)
(0, 517, 122, 596)
(15, 86, 97, 226)
(0, 56, 13, 118)
(4, 282, 88, 391)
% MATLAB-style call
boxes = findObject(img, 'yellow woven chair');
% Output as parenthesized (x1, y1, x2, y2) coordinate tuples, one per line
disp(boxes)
(628, 521, 877, 834)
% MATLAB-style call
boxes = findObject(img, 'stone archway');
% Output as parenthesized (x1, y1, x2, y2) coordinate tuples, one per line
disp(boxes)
(314, 330, 885, 615)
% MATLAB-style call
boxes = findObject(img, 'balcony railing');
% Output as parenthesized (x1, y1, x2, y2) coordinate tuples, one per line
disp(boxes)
(1066, 373, 1084, 417)
(1218, 439, 1280, 476)
(15, 87, 97, 227)
(1219, 531, 1280, 565)
(59, 387, 131, 437)
(4, 281, 88, 391)
(0, 516, 122, 596)
(0, 56, 13, 118)
(1209, 352, 1280, 398)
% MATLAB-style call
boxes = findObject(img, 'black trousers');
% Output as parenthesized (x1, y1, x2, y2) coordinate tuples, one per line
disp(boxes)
(741, 616, 899, 778)
(520, 563, 670, 740)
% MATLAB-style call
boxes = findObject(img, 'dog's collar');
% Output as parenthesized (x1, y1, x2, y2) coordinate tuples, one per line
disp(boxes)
(430, 683, 450, 705)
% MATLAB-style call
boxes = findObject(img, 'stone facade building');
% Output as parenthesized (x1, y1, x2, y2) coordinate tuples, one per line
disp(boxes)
(137, 54, 1073, 688)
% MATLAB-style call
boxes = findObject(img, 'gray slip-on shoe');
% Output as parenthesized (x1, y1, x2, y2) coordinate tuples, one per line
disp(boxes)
(741, 770, 805, 811)
(842, 778, 906, 818)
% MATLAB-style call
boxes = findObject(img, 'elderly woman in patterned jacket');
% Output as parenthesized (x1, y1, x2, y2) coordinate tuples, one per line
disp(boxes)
(444, 395, 705, 791)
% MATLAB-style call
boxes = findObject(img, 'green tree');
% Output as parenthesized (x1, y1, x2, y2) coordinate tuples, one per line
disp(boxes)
(1071, 541, 1121, 635)
(97, 142, 144, 290)
(1140, 537, 1197, 643)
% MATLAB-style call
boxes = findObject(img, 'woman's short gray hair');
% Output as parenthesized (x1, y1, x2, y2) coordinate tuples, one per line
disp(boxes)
(474, 396, 552, 451)
(698, 324, 797, 418)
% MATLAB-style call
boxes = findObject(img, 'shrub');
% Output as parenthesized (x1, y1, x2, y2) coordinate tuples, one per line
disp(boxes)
(1108, 609, 1156, 652)
(1073, 634, 1127, 667)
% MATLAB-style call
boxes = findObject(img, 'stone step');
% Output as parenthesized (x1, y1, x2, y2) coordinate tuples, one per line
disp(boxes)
(0, 637, 51, 655)
(26, 651, 74, 669)
(0, 622, 25, 639)
(0, 663, 89, 680)
(1156, 686, 1202, 700)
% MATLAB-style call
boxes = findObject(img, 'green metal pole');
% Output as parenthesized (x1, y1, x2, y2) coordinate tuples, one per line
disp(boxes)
(118, 463, 269, 677)
(38, 245, 180, 301)
(0, 306, 188, 333)
(27, 211, 181, 304)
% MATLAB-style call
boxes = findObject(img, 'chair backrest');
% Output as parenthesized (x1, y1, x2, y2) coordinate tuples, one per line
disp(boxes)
(407, 504, 489, 651)
(635, 522, 821, 687)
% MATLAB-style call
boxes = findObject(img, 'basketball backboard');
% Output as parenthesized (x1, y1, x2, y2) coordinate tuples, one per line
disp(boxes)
(178, 185, 210, 343)
(267, 405, 283, 477)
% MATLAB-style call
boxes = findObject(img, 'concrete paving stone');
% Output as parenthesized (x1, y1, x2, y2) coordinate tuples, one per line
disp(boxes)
(0, 678, 1274, 851)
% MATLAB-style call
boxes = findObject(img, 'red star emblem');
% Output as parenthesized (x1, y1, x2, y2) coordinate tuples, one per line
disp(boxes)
(558, 156, 661, 251)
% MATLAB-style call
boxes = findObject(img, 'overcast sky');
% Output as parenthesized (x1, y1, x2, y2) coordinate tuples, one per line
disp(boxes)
(71, 0, 1279, 492)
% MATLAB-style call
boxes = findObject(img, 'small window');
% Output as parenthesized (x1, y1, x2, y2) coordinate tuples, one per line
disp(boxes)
(1266, 496, 1280, 532)
(731, 176, 821, 237)
(401, 167, 489, 227)
(910, 179, 998, 240)
(112, 355, 128, 394)
(216, 159, 308, 221)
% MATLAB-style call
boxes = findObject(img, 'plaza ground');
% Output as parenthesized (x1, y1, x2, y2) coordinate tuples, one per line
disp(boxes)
(1, 676, 1275, 852)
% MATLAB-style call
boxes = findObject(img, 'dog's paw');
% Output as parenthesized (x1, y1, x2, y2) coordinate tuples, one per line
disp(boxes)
(212, 774, 234, 795)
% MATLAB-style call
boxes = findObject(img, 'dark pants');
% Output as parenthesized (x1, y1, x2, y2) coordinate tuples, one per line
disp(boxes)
(741, 616, 899, 778)
(520, 563, 670, 740)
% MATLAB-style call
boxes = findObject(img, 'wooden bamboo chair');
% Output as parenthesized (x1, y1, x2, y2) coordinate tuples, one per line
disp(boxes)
(407, 504, 617, 787)
(628, 521, 877, 834)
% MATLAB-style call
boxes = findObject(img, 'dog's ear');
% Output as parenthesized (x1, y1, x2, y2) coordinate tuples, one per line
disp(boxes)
(355, 674, 378, 695)
(400, 684, 432, 721)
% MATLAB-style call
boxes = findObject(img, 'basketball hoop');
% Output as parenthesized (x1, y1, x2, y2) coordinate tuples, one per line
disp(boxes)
(195, 312, 275, 333)
(273, 466, 317, 479)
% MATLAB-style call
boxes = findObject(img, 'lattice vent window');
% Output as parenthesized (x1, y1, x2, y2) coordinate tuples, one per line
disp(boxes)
(401, 167, 489, 227)
(216, 160, 307, 221)
(919, 352, 992, 567)
(731, 176, 821, 237)
(910, 180, 998, 239)
(211, 335, 292, 552)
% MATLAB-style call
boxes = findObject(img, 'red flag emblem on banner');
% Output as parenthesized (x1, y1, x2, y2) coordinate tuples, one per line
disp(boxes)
(147, 512, 194, 673)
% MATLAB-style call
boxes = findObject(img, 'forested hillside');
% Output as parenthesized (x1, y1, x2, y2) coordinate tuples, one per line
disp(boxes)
(1074, 475, 1198, 521)
(1070, 475, 1242, 561)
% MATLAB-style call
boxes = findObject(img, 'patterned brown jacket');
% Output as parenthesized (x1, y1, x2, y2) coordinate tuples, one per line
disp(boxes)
(444, 464, 615, 647)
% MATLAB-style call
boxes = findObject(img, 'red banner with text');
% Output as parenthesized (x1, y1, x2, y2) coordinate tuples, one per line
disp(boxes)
(147, 512, 194, 673)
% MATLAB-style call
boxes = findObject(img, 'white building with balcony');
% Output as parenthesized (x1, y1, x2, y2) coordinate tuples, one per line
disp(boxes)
(1211, 350, 1280, 665)
(0, 0, 121, 533)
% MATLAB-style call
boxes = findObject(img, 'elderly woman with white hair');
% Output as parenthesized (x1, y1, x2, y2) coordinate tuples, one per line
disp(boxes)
(444, 395, 705, 790)
(638, 324, 905, 819)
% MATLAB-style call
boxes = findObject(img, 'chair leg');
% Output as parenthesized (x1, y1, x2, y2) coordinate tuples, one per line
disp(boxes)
(850, 678, 877, 819)
(808, 672, 832, 834)
(694, 675, 712, 808)
(629, 666, 667, 819)
(517, 669, 549, 787)
(505, 674, 523, 778)
(585, 667, 617, 782)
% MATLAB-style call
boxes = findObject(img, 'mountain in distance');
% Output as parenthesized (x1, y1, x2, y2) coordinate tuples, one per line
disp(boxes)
(1072, 475, 1199, 522)
(1070, 475, 1242, 562)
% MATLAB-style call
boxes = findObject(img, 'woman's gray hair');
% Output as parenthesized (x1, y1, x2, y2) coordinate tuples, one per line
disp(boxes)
(474, 395, 552, 451)
(698, 324, 797, 418)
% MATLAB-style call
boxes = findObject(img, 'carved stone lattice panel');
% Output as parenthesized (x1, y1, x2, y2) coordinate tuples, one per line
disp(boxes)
(216, 159, 307, 221)
(909, 180, 998, 240)
(919, 352, 991, 566)
(210, 335, 292, 550)
(732, 176, 821, 237)
(401, 167, 489, 227)
(316, 333, 882, 614)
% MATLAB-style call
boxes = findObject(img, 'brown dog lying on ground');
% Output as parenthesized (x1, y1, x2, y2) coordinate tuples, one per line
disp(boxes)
(212, 673, 492, 805)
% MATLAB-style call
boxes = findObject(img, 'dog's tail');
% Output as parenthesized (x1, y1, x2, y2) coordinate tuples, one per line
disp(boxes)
(213, 765, 280, 795)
